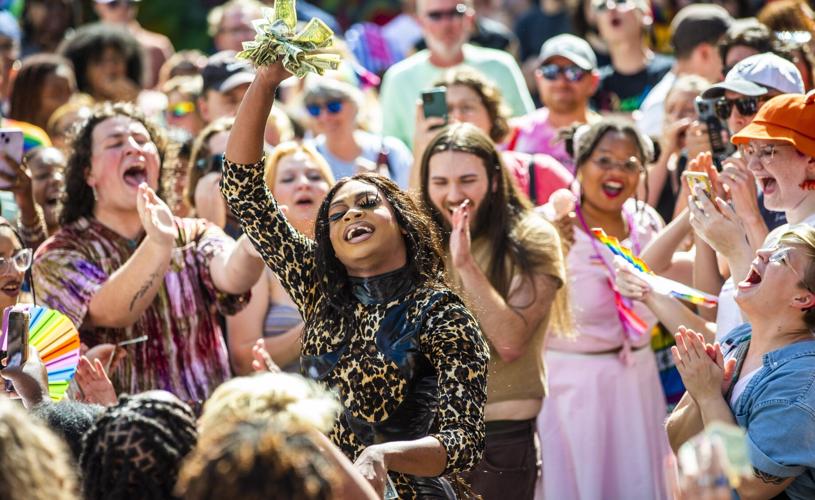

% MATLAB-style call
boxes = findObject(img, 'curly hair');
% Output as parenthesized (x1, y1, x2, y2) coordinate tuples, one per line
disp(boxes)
(176, 419, 338, 500)
(79, 392, 198, 500)
(434, 67, 511, 143)
(313, 173, 447, 324)
(0, 399, 79, 500)
(60, 101, 168, 226)
(198, 372, 340, 437)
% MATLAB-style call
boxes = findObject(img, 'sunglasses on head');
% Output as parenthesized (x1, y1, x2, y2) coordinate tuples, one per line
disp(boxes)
(306, 100, 343, 117)
(425, 3, 468, 21)
(540, 64, 587, 82)
(714, 96, 760, 120)
(167, 101, 195, 118)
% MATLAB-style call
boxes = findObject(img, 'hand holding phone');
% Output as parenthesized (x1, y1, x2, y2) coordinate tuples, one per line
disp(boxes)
(684, 172, 713, 199)
(0, 128, 24, 191)
(421, 87, 448, 128)
(3, 309, 29, 392)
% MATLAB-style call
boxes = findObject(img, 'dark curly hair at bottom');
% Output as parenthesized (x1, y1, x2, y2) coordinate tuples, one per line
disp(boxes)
(175, 419, 339, 500)
(60, 101, 168, 227)
(79, 392, 197, 500)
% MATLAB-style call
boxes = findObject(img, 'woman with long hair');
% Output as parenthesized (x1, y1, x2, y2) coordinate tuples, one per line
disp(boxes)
(537, 118, 673, 499)
(227, 142, 334, 374)
(221, 62, 488, 498)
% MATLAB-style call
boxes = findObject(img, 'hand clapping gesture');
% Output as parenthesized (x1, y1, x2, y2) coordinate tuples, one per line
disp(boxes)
(137, 183, 176, 249)
(449, 200, 473, 269)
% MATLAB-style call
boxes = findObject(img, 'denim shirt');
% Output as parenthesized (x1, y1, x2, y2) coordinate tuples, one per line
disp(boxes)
(721, 323, 815, 500)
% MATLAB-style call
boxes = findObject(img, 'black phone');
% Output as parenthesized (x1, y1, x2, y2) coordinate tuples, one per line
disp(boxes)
(421, 87, 448, 127)
(3, 309, 29, 391)
(694, 96, 734, 169)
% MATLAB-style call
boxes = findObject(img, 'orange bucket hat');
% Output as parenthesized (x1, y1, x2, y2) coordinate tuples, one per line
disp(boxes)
(732, 90, 815, 157)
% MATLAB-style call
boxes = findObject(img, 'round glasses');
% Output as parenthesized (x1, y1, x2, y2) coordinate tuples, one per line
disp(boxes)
(540, 64, 587, 82)
(0, 249, 32, 274)
(590, 155, 643, 173)
(306, 100, 343, 117)
(763, 246, 813, 292)
(738, 143, 794, 169)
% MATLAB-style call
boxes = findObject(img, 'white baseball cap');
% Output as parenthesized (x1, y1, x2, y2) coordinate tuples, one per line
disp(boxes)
(702, 52, 804, 98)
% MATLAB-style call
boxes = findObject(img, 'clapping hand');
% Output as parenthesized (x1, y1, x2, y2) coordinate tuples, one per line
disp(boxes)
(449, 200, 473, 269)
(672, 326, 737, 402)
(137, 183, 176, 248)
(251, 339, 281, 373)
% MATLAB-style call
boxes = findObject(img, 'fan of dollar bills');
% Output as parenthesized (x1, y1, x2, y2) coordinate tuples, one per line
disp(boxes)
(236, 0, 341, 78)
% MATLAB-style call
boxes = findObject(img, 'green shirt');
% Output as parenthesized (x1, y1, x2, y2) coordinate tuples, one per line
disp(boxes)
(380, 44, 535, 147)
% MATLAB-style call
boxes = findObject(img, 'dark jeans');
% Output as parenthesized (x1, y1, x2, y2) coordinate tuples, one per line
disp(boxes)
(462, 419, 539, 500)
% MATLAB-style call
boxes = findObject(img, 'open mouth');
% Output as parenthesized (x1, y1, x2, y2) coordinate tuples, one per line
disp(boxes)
(123, 165, 147, 187)
(602, 180, 624, 198)
(738, 266, 763, 289)
(294, 195, 314, 207)
(757, 176, 778, 195)
(344, 222, 375, 243)
(0, 281, 20, 297)
(610, 16, 622, 27)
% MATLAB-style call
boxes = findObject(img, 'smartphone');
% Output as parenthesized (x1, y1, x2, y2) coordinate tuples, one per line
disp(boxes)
(0, 129, 23, 190)
(3, 308, 29, 391)
(684, 171, 713, 198)
(694, 97, 734, 169)
(421, 87, 448, 127)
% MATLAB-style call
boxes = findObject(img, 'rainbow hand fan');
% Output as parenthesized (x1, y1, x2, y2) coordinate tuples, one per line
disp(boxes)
(593, 228, 719, 308)
(1, 304, 80, 401)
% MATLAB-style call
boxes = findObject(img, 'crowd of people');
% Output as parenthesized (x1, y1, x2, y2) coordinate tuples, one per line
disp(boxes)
(1, 0, 815, 498)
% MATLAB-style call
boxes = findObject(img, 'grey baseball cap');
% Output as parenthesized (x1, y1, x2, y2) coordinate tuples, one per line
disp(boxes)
(701, 52, 804, 98)
(539, 34, 598, 71)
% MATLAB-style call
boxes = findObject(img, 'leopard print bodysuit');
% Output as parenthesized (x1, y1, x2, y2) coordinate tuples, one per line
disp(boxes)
(221, 157, 489, 498)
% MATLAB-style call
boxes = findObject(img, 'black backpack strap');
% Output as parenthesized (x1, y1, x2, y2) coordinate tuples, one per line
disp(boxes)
(527, 154, 538, 205)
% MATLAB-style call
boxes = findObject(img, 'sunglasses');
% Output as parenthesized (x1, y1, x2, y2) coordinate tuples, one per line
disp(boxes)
(306, 100, 343, 117)
(593, 0, 637, 12)
(425, 3, 468, 21)
(196, 153, 223, 174)
(540, 64, 587, 82)
(99, 0, 138, 7)
(167, 101, 195, 118)
(714, 96, 759, 120)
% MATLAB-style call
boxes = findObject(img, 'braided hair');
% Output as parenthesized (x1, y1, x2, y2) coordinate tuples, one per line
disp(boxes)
(79, 392, 198, 500)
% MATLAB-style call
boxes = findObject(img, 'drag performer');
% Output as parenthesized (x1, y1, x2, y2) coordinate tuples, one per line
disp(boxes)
(220, 62, 489, 498)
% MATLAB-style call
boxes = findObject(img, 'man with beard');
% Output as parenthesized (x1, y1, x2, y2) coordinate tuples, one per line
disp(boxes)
(505, 34, 600, 173)
(380, 0, 533, 148)
(419, 123, 568, 499)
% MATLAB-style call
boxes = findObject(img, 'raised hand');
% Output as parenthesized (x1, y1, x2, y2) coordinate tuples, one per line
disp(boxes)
(251, 339, 281, 373)
(0, 345, 49, 408)
(661, 117, 692, 157)
(74, 356, 118, 406)
(720, 155, 761, 226)
(137, 183, 176, 248)
(449, 200, 473, 269)
(413, 100, 447, 158)
(255, 59, 292, 87)
(672, 326, 725, 403)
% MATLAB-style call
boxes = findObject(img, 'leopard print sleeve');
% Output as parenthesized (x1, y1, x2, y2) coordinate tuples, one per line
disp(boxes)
(421, 295, 489, 475)
(221, 156, 317, 314)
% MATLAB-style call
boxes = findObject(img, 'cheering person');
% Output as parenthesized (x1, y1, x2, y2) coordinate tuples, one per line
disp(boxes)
(221, 61, 489, 498)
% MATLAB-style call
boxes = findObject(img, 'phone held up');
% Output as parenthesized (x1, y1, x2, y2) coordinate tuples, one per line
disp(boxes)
(421, 87, 448, 129)
(2, 307, 29, 392)
(694, 97, 734, 169)
(0, 128, 24, 190)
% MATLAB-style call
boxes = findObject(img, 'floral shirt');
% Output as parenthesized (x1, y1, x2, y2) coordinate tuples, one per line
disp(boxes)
(32, 216, 249, 402)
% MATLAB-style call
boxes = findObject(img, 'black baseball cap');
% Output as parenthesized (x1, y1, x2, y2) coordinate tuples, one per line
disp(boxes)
(201, 51, 255, 94)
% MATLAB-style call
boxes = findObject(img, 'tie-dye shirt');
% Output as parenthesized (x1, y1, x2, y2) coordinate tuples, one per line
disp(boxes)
(32, 216, 249, 402)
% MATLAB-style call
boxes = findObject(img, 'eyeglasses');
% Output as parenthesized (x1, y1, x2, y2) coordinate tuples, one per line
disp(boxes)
(99, 0, 139, 8)
(425, 3, 468, 21)
(738, 143, 793, 169)
(0, 249, 32, 274)
(306, 100, 343, 117)
(593, 0, 637, 12)
(590, 155, 643, 173)
(167, 101, 195, 119)
(714, 96, 760, 120)
(764, 246, 813, 292)
(540, 64, 587, 82)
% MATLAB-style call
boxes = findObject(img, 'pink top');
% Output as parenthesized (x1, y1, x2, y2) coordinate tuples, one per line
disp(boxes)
(547, 200, 663, 353)
(505, 108, 575, 173)
(501, 150, 574, 206)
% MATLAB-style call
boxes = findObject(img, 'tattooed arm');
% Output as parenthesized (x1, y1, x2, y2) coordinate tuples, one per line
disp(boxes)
(733, 469, 794, 500)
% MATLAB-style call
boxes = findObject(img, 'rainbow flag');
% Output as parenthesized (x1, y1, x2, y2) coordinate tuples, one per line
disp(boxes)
(2, 118, 51, 153)
(592, 228, 718, 308)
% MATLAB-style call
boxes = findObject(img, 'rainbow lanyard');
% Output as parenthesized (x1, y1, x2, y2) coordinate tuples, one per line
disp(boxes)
(575, 204, 649, 342)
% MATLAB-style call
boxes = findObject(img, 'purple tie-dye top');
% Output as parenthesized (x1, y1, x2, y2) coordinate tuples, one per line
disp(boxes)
(32, 216, 249, 402)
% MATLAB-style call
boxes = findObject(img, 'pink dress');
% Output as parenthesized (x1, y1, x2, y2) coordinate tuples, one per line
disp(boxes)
(536, 201, 671, 500)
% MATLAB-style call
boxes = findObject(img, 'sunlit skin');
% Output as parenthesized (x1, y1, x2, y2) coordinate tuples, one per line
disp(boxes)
(427, 150, 492, 230)
(87, 116, 161, 217)
(535, 55, 598, 115)
(578, 132, 642, 215)
(735, 244, 814, 315)
(416, 0, 474, 65)
(744, 139, 814, 215)
(272, 153, 330, 236)
(28, 147, 65, 230)
(327, 180, 407, 277)
(0, 228, 25, 307)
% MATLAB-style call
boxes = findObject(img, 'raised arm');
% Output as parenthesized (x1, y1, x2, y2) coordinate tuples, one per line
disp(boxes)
(220, 62, 316, 312)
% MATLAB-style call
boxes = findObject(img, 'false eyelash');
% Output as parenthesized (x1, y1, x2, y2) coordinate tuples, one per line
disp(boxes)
(328, 211, 345, 222)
